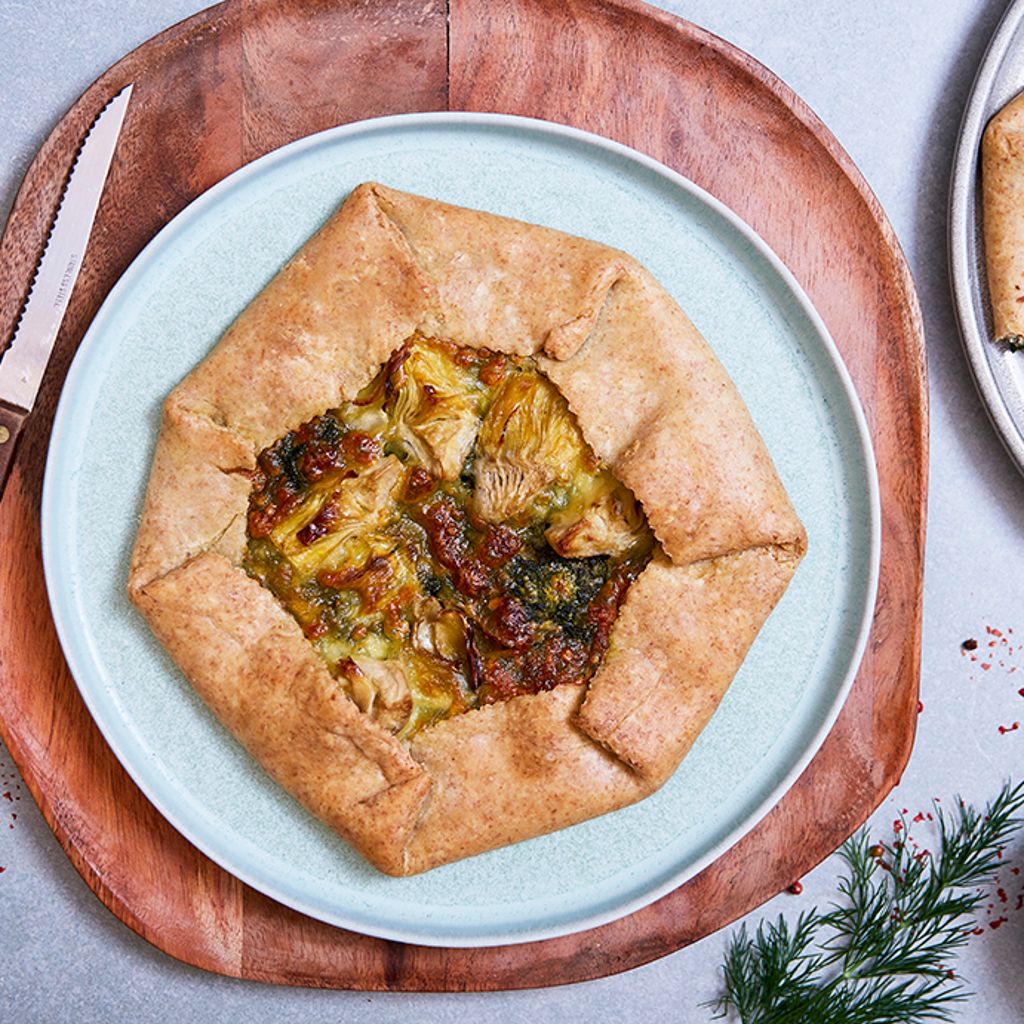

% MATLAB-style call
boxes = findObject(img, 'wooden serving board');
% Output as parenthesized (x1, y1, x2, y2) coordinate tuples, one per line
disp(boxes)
(0, 0, 926, 990)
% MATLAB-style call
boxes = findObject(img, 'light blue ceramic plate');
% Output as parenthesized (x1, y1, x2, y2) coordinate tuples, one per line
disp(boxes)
(41, 113, 879, 948)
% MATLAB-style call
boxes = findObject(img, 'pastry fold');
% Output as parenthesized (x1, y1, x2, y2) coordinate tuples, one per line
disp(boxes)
(128, 183, 806, 875)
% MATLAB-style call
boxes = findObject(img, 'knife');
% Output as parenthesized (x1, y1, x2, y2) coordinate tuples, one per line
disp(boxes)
(0, 83, 133, 500)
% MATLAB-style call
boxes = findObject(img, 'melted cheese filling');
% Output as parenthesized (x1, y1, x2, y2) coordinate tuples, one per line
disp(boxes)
(244, 335, 654, 737)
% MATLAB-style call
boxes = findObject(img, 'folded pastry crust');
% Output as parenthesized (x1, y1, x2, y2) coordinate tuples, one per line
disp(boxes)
(128, 183, 806, 875)
(983, 91, 1024, 346)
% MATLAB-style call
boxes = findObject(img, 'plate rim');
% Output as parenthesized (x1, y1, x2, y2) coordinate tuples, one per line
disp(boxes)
(949, 0, 1024, 475)
(41, 109, 881, 948)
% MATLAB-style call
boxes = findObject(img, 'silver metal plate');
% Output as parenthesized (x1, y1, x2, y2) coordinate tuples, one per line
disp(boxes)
(950, 0, 1024, 477)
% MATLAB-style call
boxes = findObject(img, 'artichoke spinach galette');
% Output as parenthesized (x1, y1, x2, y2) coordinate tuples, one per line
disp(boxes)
(245, 335, 654, 739)
(128, 183, 805, 876)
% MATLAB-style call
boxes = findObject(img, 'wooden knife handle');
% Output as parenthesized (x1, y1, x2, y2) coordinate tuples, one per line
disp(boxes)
(0, 399, 29, 501)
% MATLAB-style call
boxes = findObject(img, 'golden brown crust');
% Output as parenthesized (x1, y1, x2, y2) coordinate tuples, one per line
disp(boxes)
(127, 182, 806, 875)
(538, 269, 804, 564)
(128, 393, 253, 594)
(172, 184, 434, 451)
(370, 184, 627, 357)
(133, 551, 433, 872)
(404, 685, 656, 873)
(983, 91, 1024, 344)
(576, 544, 806, 781)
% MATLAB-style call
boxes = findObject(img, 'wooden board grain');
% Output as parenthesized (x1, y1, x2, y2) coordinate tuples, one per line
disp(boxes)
(0, 0, 926, 990)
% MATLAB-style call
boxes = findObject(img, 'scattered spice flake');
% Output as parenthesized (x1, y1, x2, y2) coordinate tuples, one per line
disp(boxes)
(963, 638, 979, 651)
(787, 881, 803, 895)
(1, 792, 10, 802)
(990, 916, 1009, 930)
(981, 663, 992, 671)
(893, 820, 904, 833)
(1012, 867, 1021, 876)
(1017, 894, 1024, 911)
(917, 700, 924, 713)
(913, 812, 926, 823)
(972, 926, 985, 935)
(998, 722, 1020, 735)
(998, 888, 1009, 903)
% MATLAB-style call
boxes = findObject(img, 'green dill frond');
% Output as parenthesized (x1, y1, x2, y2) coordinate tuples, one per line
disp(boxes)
(709, 780, 1024, 1024)
(716, 912, 826, 1020)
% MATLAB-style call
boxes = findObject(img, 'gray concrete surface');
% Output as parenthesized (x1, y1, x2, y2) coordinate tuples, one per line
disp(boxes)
(2, 1, 1023, 1020)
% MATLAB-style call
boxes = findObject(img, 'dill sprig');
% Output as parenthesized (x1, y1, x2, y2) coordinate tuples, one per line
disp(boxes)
(711, 780, 1024, 1024)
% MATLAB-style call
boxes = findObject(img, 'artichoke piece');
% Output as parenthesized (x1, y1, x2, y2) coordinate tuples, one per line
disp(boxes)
(318, 547, 398, 607)
(315, 627, 397, 674)
(279, 456, 404, 578)
(413, 608, 470, 663)
(395, 649, 465, 740)
(546, 483, 652, 559)
(389, 342, 482, 480)
(473, 373, 588, 523)
(330, 455, 404, 521)
(341, 402, 388, 437)
(268, 488, 332, 551)
(348, 656, 413, 733)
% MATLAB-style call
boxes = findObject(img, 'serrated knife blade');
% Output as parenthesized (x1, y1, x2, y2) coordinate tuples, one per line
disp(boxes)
(0, 83, 133, 499)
